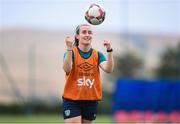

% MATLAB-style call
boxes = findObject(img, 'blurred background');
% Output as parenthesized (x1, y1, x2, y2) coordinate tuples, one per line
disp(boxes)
(0, 0, 179, 123)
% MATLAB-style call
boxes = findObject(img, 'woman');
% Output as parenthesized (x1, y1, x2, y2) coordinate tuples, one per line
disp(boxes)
(62, 24, 114, 124)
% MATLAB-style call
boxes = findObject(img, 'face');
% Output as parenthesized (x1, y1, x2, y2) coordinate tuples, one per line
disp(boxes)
(76, 25, 93, 46)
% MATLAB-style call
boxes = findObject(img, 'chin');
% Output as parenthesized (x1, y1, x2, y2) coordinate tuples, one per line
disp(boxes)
(83, 43, 91, 46)
(83, 41, 91, 45)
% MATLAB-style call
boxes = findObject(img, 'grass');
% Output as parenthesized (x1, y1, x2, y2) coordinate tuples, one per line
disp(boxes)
(0, 114, 112, 124)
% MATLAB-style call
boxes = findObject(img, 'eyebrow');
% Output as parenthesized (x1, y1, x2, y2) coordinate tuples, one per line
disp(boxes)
(81, 30, 92, 33)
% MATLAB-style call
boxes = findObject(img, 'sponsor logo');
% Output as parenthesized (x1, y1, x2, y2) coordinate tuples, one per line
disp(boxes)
(78, 62, 94, 71)
(77, 76, 94, 88)
(79, 72, 94, 76)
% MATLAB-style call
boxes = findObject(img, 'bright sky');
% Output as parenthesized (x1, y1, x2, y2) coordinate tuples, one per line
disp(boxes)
(0, 0, 179, 34)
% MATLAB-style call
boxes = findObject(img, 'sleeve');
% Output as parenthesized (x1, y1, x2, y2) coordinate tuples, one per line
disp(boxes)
(98, 51, 106, 64)
(63, 51, 74, 62)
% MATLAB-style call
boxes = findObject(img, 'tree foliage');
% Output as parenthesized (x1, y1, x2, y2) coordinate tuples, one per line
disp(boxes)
(155, 43, 180, 79)
(113, 52, 144, 78)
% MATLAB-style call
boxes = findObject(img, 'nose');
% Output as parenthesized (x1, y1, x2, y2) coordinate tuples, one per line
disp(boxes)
(86, 33, 91, 37)
(83, 33, 90, 38)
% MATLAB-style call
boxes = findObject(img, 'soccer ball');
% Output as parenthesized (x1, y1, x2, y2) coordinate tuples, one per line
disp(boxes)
(85, 3, 106, 25)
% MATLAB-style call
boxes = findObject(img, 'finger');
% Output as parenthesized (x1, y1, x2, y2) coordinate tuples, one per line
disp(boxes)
(103, 42, 107, 46)
(103, 40, 107, 44)
(104, 41, 109, 46)
(66, 36, 71, 39)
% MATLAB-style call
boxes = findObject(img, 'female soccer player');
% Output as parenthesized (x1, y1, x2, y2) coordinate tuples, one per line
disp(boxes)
(62, 24, 114, 124)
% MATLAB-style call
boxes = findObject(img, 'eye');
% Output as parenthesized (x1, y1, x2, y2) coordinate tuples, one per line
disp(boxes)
(82, 30, 87, 34)
(88, 31, 92, 34)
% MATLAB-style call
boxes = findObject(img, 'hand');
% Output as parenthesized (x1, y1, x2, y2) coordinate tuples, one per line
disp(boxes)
(103, 40, 112, 50)
(65, 36, 74, 50)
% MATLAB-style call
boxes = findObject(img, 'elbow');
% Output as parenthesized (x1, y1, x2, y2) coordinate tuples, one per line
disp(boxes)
(106, 71, 111, 73)
(64, 69, 70, 74)
(105, 68, 113, 73)
(104, 65, 114, 73)
(63, 66, 71, 74)
(104, 62, 114, 73)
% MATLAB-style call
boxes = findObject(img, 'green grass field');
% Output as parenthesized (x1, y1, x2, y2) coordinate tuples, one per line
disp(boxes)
(0, 114, 112, 124)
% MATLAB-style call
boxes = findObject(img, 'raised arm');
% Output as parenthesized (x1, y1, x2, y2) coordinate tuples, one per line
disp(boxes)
(63, 36, 74, 74)
(99, 40, 114, 73)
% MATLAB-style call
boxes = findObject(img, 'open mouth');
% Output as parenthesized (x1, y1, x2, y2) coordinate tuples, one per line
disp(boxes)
(84, 36, 91, 41)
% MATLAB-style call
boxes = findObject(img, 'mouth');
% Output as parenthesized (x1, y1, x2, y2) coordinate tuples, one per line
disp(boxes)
(83, 36, 91, 41)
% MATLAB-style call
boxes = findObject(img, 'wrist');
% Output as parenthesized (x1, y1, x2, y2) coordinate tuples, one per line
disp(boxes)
(67, 48, 73, 51)
(67, 46, 73, 51)
(107, 48, 113, 52)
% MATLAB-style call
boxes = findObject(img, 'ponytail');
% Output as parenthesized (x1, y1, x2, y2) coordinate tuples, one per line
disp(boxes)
(74, 25, 80, 47)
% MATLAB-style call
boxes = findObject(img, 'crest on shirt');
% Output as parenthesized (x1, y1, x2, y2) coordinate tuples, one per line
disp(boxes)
(64, 109, 70, 117)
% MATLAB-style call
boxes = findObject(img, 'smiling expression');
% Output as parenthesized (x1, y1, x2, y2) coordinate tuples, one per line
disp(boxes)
(76, 25, 93, 46)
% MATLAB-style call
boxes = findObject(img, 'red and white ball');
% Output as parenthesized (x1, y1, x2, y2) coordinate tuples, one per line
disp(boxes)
(85, 4, 106, 25)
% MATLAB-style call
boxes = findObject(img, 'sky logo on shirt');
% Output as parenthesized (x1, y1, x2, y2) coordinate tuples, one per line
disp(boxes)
(77, 76, 94, 88)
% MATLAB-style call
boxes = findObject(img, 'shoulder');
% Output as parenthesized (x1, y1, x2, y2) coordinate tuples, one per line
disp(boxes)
(97, 50, 106, 64)
(92, 49, 105, 57)
(98, 51, 105, 58)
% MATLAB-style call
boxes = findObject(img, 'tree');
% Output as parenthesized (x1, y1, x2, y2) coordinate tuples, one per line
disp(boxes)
(101, 52, 144, 114)
(112, 51, 144, 78)
(155, 43, 180, 79)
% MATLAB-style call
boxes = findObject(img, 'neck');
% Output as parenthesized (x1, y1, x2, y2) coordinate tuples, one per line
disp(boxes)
(78, 44, 91, 52)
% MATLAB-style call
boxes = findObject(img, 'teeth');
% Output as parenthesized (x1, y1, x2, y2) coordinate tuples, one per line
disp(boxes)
(84, 37, 90, 40)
